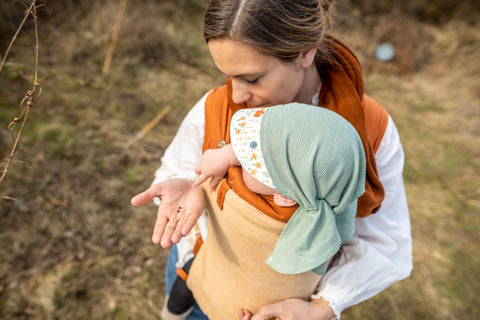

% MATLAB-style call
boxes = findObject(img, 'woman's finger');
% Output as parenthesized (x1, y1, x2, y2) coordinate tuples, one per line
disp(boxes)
(152, 207, 169, 245)
(237, 308, 253, 320)
(160, 218, 178, 248)
(251, 303, 284, 320)
(171, 205, 186, 243)
(131, 184, 162, 206)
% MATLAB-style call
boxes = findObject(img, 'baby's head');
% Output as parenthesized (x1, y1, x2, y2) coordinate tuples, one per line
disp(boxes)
(230, 103, 366, 212)
(230, 108, 296, 207)
(231, 103, 367, 274)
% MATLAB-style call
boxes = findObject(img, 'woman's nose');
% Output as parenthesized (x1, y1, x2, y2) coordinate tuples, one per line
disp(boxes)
(231, 80, 251, 104)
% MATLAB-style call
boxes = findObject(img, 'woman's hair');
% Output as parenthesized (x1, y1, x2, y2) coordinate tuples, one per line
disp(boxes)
(203, 0, 334, 64)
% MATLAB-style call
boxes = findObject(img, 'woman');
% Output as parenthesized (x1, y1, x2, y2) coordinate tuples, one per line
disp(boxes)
(163, 104, 367, 320)
(131, 1, 412, 319)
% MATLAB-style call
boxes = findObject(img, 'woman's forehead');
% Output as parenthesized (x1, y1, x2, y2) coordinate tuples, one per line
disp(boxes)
(208, 38, 277, 76)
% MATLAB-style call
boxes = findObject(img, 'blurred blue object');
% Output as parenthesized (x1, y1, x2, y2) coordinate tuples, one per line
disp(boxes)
(375, 43, 395, 62)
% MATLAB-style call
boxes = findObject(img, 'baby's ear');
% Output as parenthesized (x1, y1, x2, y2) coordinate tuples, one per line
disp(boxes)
(273, 193, 297, 207)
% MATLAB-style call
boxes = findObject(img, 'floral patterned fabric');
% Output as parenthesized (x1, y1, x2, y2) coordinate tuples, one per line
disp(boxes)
(230, 108, 275, 188)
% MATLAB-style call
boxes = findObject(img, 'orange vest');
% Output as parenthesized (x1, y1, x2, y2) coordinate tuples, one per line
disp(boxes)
(202, 80, 388, 222)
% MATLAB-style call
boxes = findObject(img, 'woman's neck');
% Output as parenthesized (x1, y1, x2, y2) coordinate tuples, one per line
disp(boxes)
(294, 63, 321, 104)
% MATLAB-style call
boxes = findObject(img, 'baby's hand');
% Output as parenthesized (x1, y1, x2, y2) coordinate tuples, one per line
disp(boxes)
(194, 145, 238, 190)
(193, 148, 230, 190)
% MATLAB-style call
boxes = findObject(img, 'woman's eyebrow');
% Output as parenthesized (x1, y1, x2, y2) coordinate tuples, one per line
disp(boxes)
(215, 66, 262, 79)
(232, 72, 261, 78)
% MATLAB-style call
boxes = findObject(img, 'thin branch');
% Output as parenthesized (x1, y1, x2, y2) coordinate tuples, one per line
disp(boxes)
(126, 105, 171, 148)
(33, 2, 40, 85)
(0, 1, 36, 71)
(0, 107, 31, 184)
(1, 196, 17, 201)
(0, 0, 41, 185)
(102, 0, 128, 74)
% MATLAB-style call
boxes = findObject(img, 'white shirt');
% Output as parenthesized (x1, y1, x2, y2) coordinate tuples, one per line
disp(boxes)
(152, 91, 413, 319)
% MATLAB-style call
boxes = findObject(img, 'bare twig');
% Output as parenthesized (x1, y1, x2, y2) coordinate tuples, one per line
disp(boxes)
(0, 1, 36, 71)
(1, 103, 32, 185)
(126, 105, 171, 148)
(102, 0, 128, 75)
(0, 0, 41, 185)
(1, 196, 17, 201)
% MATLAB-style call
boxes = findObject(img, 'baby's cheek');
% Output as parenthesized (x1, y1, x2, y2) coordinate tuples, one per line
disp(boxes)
(242, 168, 276, 195)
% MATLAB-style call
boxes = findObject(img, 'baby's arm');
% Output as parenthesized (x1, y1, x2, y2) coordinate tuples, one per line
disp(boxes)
(193, 144, 240, 190)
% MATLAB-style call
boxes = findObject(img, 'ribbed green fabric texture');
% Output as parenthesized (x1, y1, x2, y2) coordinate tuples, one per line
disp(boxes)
(260, 104, 366, 275)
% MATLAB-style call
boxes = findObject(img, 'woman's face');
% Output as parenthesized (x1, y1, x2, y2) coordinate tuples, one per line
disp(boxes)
(208, 38, 317, 107)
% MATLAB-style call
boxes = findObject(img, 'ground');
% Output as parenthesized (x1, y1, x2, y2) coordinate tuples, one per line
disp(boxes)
(1, 0, 479, 319)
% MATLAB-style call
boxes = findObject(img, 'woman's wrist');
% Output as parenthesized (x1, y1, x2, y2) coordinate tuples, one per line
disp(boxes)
(311, 298, 337, 320)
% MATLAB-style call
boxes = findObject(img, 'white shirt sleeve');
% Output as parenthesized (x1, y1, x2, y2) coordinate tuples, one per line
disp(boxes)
(312, 116, 413, 318)
(150, 92, 210, 266)
(151, 91, 209, 191)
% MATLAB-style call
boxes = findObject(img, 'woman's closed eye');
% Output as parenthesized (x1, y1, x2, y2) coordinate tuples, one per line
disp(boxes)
(244, 77, 259, 84)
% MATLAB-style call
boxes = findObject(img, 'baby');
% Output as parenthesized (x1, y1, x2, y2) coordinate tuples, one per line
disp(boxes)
(162, 103, 366, 319)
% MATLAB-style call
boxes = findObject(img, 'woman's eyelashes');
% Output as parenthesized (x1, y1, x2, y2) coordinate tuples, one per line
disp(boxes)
(245, 77, 259, 84)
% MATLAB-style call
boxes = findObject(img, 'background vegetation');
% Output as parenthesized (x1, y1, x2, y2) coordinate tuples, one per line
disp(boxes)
(1, 0, 479, 319)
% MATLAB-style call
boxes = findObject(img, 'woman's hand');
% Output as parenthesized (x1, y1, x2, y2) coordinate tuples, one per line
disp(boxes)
(237, 298, 335, 320)
(130, 178, 205, 247)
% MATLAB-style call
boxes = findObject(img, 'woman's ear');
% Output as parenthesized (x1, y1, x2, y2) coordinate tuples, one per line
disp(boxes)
(273, 193, 297, 207)
(299, 48, 317, 68)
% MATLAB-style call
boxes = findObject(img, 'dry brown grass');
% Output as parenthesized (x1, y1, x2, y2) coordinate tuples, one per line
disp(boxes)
(333, 3, 480, 318)
(1, 0, 479, 319)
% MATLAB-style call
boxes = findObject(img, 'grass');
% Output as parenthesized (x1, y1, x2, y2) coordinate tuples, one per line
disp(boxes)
(1, 0, 479, 319)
